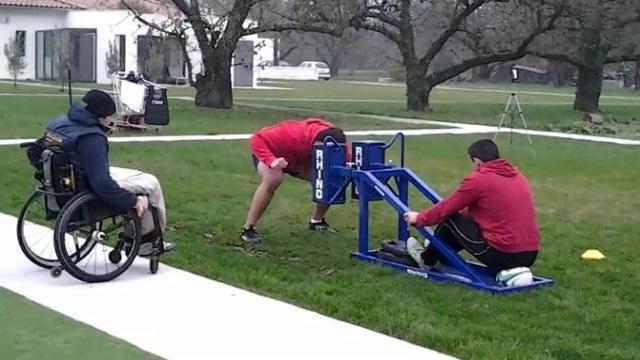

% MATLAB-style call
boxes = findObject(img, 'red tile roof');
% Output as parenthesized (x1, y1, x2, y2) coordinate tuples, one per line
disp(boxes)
(0, 0, 85, 9)
(0, 0, 176, 12)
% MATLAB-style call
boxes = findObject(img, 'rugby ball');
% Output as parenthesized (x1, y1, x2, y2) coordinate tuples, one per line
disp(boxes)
(496, 267, 533, 287)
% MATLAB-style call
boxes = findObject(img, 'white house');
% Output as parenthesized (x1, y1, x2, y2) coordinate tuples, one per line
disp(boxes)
(0, 0, 273, 87)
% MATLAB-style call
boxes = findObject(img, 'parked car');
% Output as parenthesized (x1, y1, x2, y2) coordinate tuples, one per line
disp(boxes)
(299, 61, 331, 80)
(256, 60, 292, 69)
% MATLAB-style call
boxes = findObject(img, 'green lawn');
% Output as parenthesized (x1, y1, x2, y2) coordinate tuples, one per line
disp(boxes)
(5, 79, 637, 139)
(0, 93, 429, 139)
(0, 288, 159, 360)
(1, 134, 638, 360)
(1, 81, 639, 359)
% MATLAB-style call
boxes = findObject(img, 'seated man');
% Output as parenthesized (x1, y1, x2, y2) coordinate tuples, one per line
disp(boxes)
(404, 139, 539, 271)
(241, 118, 349, 243)
(40, 89, 175, 256)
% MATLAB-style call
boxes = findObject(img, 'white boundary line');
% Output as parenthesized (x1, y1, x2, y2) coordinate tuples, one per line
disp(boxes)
(343, 80, 640, 101)
(0, 212, 456, 360)
(2, 127, 639, 147)
(1, 87, 638, 146)
(2, 93, 640, 106)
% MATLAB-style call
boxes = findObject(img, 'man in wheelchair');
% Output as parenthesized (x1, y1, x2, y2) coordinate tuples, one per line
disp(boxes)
(30, 89, 175, 256)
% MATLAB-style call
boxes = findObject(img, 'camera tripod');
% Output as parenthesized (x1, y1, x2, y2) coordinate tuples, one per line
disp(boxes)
(493, 81, 534, 148)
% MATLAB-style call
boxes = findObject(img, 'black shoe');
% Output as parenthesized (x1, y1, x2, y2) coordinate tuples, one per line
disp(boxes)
(308, 219, 337, 233)
(241, 226, 262, 244)
(138, 241, 176, 257)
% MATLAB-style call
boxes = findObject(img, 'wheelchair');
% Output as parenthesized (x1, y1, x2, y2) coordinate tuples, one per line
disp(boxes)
(17, 141, 166, 282)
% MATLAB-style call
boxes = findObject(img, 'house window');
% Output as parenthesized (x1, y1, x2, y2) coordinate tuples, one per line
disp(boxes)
(15, 30, 26, 56)
(116, 35, 126, 71)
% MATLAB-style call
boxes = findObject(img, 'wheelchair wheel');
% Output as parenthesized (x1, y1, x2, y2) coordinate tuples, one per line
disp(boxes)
(17, 191, 59, 269)
(149, 256, 159, 274)
(53, 193, 142, 283)
(17, 191, 97, 270)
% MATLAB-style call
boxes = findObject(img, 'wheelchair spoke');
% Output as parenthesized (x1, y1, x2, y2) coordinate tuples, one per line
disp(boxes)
(72, 231, 82, 263)
(102, 246, 108, 274)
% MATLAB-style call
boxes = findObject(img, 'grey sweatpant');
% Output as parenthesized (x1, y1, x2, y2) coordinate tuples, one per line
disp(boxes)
(110, 167, 166, 235)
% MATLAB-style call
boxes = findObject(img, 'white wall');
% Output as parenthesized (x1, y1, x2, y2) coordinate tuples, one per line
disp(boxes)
(0, 7, 67, 80)
(0, 7, 274, 87)
(65, 10, 172, 84)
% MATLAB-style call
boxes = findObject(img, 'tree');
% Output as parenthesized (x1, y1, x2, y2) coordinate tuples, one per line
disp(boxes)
(3, 35, 27, 87)
(530, 0, 640, 112)
(122, 0, 353, 109)
(348, 0, 564, 111)
(277, 29, 362, 77)
(635, 61, 640, 91)
(106, 40, 121, 77)
(54, 30, 74, 92)
(145, 43, 166, 82)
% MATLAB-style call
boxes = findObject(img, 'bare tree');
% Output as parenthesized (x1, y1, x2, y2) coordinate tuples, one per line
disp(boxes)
(530, 0, 640, 112)
(277, 29, 362, 77)
(635, 61, 640, 91)
(122, 0, 354, 108)
(54, 31, 74, 92)
(106, 40, 121, 77)
(346, 0, 564, 111)
(3, 35, 27, 87)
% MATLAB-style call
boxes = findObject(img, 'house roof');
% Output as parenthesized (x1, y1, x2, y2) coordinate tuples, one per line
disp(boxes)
(0, 0, 177, 13)
(65, 0, 177, 13)
(0, 0, 84, 9)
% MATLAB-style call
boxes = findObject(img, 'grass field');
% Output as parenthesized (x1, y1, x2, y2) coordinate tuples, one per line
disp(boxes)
(3, 79, 638, 139)
(1, 82, 639, 359)
(0, 288, 159, 360)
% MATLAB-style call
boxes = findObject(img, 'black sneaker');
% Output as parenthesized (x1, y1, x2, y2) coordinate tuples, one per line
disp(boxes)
(241, 226, 262, 244)
(308, 219, 337, 233)
(138, 241, 176, 257)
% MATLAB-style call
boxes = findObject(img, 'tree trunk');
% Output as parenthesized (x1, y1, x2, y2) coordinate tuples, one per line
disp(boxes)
(329, 57, 339, 78)
(574, 26, 604, 112)
(548, 60, 566, 87)
(405, 66, 428, 111)
(635, 61, 640, 91)
(194, 55, 233, 109)
(13, 74, 17, 87)
(273, 33, 279, 66)
(574, 64, 603, 112)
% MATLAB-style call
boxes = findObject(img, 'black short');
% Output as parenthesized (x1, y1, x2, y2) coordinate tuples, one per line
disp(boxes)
(422, 213, 538, 271)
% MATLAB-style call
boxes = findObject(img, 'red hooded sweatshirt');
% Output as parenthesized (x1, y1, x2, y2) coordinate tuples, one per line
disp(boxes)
(416, 159, 540, 253)
(249, 118, 349, 175)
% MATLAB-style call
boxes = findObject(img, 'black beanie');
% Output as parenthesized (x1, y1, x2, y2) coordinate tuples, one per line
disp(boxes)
(81, 90, 116, 118)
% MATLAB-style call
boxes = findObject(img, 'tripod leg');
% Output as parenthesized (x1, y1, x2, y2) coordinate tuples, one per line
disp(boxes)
(514, 94, 533, 147)
(494, 96, 513, 141)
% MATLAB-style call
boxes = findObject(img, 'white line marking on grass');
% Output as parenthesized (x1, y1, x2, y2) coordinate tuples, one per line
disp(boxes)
(0, 80, 293, 91)
(0, 93, 69, 97)
(0, 129, 483, 146)
(234, 97, 640, 105)
(0, 212, 457, 360)
(1, 91, 637, 146)
(237, 103, 640, 146)
(2, 126, 638, 147)
(343, 81, 640, 101)
(2, 93, 639, 106)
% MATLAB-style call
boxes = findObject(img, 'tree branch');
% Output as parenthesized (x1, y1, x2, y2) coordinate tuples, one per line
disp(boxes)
(427, 2, 564, 87)
(420, 0, 488, 66)
(243, 23, 347, 37)
(529, 51, 581, 66)
(120, 0, 182, 37)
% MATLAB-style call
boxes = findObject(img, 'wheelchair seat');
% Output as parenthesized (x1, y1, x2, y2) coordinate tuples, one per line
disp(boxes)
(19, 140, 168, 282)
(23, 140, 85, 218)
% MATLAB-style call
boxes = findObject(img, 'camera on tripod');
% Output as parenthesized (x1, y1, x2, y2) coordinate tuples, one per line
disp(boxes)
(511, 66, 519, 83)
